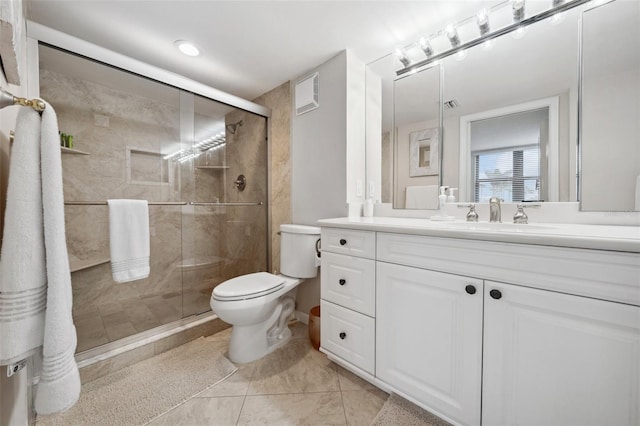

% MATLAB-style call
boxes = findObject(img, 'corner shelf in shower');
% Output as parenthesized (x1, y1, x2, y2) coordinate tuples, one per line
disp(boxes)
(61, 146, 90, 155)
(195, 165, 229, 170)
(69, 257, 110, 273)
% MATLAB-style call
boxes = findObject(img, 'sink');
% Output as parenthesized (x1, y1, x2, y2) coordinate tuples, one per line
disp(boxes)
(439, 222, 555, 232)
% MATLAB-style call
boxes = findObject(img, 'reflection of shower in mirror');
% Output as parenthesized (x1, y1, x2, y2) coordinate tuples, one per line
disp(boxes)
(226, 120, 243, 134)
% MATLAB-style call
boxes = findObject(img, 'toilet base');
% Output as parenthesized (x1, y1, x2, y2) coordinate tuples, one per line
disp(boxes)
(227, 293, 296, 364)
(227, 323, 293, 364)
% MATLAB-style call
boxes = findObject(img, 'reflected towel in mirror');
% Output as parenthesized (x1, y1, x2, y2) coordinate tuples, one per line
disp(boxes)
(405, 185, 439, 209)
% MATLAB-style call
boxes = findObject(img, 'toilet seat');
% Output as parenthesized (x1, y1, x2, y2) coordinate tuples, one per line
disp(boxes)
(212, 272, 285, 301)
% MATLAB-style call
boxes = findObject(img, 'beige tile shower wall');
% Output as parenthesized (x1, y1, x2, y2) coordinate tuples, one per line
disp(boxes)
(67, 206, 183, 352)
(253, 82, 292, 273)
(221, 108, 268, 279)
(39, 69, 188, 348)
(40, 69, 180, 202)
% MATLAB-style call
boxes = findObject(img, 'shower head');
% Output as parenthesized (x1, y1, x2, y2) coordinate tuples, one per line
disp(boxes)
(225, 120, 243, 135)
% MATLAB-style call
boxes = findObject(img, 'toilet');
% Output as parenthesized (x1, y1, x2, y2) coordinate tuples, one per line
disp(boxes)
(210, 224, 321, 363)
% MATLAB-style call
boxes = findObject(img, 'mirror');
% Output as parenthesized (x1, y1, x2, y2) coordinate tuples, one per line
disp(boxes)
(369, 1, 635, 211)
(393, 65, 441, 209)
(580, 0, 639, 211)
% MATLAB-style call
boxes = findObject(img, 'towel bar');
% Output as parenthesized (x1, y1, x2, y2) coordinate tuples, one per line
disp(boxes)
(63, 201, 264, 206)
(189, 201, 263, 206)
(64, 201, 188, 206)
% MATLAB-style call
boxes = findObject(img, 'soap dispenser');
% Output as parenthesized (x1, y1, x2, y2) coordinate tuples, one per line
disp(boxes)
(430, 186, 455, 221)
(447, 187, 457, 203)
(438, 186, 448, 210)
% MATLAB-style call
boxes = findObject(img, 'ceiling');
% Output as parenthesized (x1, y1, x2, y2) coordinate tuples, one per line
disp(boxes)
(26, 0, 498, 101)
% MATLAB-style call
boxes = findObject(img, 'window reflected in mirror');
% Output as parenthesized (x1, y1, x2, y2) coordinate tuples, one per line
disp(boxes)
(470, 108, 547, 203)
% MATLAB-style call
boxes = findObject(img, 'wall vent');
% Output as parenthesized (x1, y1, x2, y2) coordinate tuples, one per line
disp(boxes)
(295, 72, 319, 115)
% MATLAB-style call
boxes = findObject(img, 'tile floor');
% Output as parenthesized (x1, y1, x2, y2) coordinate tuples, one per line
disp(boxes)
(148, 322, 389, 425)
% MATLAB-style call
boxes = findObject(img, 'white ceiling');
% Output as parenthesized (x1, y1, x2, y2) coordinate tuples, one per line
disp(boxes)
(26, 0, 499, 101)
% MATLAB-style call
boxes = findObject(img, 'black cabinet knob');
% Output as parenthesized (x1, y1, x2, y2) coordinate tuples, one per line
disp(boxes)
(465, 285, 476, 295)
(339, 239, 347, 246)
(339, 279, 346, 286)
(490, 289, 502, 300)
(339, 332, 346, 340)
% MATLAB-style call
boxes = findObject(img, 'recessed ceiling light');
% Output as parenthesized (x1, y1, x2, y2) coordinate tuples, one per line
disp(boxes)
(174, 40, 199, 57)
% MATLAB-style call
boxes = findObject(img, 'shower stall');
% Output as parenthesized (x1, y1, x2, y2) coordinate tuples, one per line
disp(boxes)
(38, 45, 269, 354)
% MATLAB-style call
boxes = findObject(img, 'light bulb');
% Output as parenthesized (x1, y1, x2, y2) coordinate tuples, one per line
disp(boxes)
(513, 0, 525, 22)
(394, 46, 411, 67)
(476, 9, 490, 36)
(418, 37, 434, 57)
(445, 24, 460, 47)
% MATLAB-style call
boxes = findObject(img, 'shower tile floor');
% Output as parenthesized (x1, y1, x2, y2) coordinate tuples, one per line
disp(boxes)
(148, 322, 389, 425)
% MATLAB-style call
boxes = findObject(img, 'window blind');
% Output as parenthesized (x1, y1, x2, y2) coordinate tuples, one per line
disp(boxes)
(473, 146, 540, 203)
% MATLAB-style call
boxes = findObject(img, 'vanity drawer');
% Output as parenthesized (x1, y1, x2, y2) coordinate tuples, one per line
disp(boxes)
(321, 252, 376, 316)
(321, 228, 376, 259)
(320, 300, 375, 375)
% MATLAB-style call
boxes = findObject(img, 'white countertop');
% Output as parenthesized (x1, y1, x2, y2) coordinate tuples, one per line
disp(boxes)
(317, 217, 640, 253)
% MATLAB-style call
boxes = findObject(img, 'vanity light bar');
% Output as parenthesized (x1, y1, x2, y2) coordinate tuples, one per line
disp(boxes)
(396, 0, 592, 77)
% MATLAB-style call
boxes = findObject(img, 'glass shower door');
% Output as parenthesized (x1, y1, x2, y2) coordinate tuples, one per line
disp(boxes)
(39, 44, 270, 353)
(180, 94, 269, 317)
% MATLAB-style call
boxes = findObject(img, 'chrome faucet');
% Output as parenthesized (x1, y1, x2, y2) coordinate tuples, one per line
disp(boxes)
(513, 204, 528, 224)
(489, 197, 502, 223)
(466, 204, 479, 222)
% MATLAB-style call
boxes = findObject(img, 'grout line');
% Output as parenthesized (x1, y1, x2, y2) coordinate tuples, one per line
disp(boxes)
(335, 364, 350, 426)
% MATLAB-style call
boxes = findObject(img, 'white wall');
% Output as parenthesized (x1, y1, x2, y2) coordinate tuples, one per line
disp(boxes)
(291, 49, 366, 225)
(290, 49, 367, 315)
(365, 67, 381, 202)
(582, 67, 640, 211)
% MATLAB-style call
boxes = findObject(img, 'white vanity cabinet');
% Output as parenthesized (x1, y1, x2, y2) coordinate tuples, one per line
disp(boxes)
(319, 222, 640, 426)
(320, 228, 376, 375)
(376, 262, 483, 426)
(482, 281, 640, 426)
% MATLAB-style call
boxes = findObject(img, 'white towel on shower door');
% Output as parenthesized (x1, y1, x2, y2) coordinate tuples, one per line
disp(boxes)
(0, 103, 81, 415)
(107, 199, 150, 283)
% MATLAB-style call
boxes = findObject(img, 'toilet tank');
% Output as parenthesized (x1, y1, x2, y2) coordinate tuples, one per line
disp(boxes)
(280, 224, 321, 278)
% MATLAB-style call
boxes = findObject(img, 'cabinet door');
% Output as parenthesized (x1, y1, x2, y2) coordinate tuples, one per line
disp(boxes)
(483, 281, 640, 426)
(376, 262, 483, 426)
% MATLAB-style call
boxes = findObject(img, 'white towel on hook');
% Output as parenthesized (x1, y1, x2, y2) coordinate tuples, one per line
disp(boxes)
(107, 199, 150, 283)
(0, 103, 81, 414)
(0, 107, 47, 365)
(35, 102, 81, 415)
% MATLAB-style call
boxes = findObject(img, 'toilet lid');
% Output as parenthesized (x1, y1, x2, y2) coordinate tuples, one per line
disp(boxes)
(212, 272, 285, 301)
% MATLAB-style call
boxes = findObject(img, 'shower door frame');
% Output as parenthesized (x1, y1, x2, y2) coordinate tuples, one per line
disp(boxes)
(28, 23, 273, 353)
